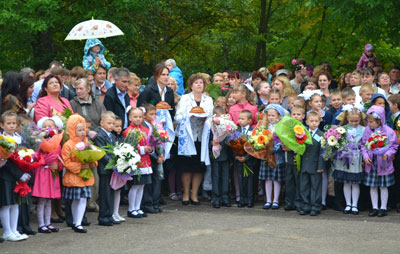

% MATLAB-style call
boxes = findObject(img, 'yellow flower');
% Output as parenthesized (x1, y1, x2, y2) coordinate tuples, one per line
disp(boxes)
(397, 120, 400, 128)
(294, 125, 304, 135)
(5, 136, 16, 144)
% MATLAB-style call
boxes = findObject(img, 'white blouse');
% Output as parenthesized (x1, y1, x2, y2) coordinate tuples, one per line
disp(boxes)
(175, 92, 213, 141)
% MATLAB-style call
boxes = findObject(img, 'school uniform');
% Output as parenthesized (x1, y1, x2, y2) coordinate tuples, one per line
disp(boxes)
(94, 127, 116, 225)
(284, 150, 301, 210)
(210, 134, 230, 206)
(0, 160, 24, 208)
(299, 128, 326, 214)
(389, 113, 400, 209)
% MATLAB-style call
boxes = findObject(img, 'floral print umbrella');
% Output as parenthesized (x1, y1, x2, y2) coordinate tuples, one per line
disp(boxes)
(65, 18, 124, 40)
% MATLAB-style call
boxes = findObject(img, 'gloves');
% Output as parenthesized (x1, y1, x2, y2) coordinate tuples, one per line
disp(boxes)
(19, 173, 31, 182)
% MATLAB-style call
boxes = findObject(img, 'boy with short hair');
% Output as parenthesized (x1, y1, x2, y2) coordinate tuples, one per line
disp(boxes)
(327, 91, 342, 117)
(299, 112, 326, 216)
(359, 84, 374, 106)
(332, 88, 356, 125)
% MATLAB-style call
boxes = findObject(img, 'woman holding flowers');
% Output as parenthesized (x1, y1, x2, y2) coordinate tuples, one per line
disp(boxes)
(361, 106, 399, 217)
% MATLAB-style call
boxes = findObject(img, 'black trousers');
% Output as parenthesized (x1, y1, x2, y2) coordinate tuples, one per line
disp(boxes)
(142, 165, 161, 209)
(98, 174, 114, 223)
(17, 193, 32, 233)
(211, 161, 230, 205)
(299, 171, 322, 212)
(285, 163, 301, 209)
(236, 162, 254, 205)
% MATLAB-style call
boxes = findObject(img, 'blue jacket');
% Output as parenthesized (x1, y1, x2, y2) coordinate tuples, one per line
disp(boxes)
(370, 93, 393, 128)
(82, 39, 111, 72)
(169, 66, 184, 95)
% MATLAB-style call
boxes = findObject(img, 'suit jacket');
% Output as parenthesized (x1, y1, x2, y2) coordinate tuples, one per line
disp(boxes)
(60, 85, 75, 101)
(0, 159, 24, 183)
(94, 127, 116, 175)
(235, 126, 258, 168)
(103, 85, 130, 129)
(301, 129, 326, 173)
(137, 82, 175, 119)
(209, 132, 229, 162)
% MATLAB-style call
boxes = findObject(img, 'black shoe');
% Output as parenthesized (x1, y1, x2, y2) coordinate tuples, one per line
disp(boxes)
(72, 225, 87, 233)
(143, 207, 158, 214)
(22, 229, 37, 235)
(182, 200, 190, 205)
(247, 203, 254, 208)
(237, 203, 245, 208)
(284, 206, 295, 211)
(377, 209, 387, 217)
(222, 202, 231, 207)
(66, 223, 74, 228)
(190, 199, 200, 206)
(159, 198, 167, 205)
(110, 218, 121, 225)
(310, 211, 320, 216)
(369, 209, 379, 217)
(299, 210, 310, 215)
(81, 221, 91, 226)
(98, 221, 113, 226)
(344, 205, 352, 214)
(213, 203, 220, 208)
(50, 218, 64, 223)
(321, 205, 327, 210)
(156, 207, 163, 213)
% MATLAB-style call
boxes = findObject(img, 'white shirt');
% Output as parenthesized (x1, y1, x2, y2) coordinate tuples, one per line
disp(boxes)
(353, 85, 387, 105)
(157, 84, 167, 101)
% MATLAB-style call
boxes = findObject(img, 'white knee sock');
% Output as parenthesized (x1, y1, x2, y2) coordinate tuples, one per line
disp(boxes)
(10, 205, 19, 234)
(71, 199, 80, 226)
(370, 187, 378, 209)
(380, 187, 388, 210)
(273, 181, 281, 204)
(135, 185, 144, 210)
(322, 172, 328, 205)
(351, 184, 360, 207)
(37, 198, 46, 227)
(44, 199, 52, 226)
(113, 190, 121, 216)
(75, 198, 87, 227)
(265, 180, 272, 203)
(128, 186, 138, 212)
(0, 206, 11, 235)
(343, 183, 352, 206)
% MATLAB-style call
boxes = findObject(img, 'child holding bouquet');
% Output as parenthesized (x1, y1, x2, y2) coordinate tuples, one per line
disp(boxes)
(332, 105, 365, 215)
(362, 105, 399, 217)
(123, 107, 153, 218)
(32, 116, 64, 233)
(62, 115, 98, 233)
(259, 104, 285, 210)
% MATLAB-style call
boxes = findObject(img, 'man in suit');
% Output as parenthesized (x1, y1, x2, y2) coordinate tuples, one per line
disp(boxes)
(299, 112, 326, 216)
(104, 68, 130, 130)
(388, 94, 400, 210)
(137, 62, 175, 119)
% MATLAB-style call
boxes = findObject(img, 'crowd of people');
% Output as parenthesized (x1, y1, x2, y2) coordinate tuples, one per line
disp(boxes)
(0, 41, 400, 242)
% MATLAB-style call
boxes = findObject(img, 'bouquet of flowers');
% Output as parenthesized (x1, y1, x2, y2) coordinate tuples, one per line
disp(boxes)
(52, 107, 73, 143)
(124, 128, 145, 148)
(394, 119, 400, 144)
(274, 116, 313, 170)
(149, 122, 171, 180)
(227, 132, 253, 177)
(211, 114, 237, 158)
(103, 142, 142, 190)
(320, 125, 349, 161)
(364, 131, 389, 155)
(72, 141, 106, 181)
(244, 127, 275, 167)
(0, 135, 17, 159)
(39, 127, 64, 153)
(205, 83, 230, 100)
(20, 123, 42, 151)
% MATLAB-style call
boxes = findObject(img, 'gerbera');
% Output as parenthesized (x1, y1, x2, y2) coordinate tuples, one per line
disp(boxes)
(262, 129, 270, 135)
(327, 136, 338, 146)
(337, 127, 346, 134)
(257, 136, 265, 144)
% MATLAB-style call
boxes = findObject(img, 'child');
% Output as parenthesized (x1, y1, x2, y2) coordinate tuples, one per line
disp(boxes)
(141, 104, 163, 214)
(33, 116, 64, 233)
(94, 111, 122, 226)
(62, 115, 98, 233)
(299, 111, 326, 216)
(332, 105, 365, 215)
(388, 94, 400, 211)
(332, 88, 356, 125)
(229, 84, 257, 128)
(235, 110, 257, 207)
(82, 39, 111, 72)
(255, 81, 271, 107)
(112, 117, 124, 144)
(303, 91, 332, 130)
(357, 44, 379, 70)
(260, 104, 285, 210)
(210, 106, 231, 208)
(283, 106, 305, 211)
(356, 84, 374, 107)
(1, 111, 21, 145)
(361, 106, 399, 217)
(370, 94, 393, 128)
(327, 90, 343, 117)
(214, 96, 228, 112)
(225, 90, 237, 111)
(267, 89, 283, 106)
(123, 108, 153, 218)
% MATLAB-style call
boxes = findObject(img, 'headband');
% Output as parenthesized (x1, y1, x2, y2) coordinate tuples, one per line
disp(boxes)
(298, 89, 323, 101)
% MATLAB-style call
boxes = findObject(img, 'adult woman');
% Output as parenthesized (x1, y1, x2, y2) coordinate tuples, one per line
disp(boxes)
(228, 71, 241, 88)
(17, 76, 35, 115)
(0, 71, 24, 115)
(349, 70, 362, 87)
(175, 73, 213, 205)
(34, 74, 73, 123)
(317, 71, 332, 106)
(212, 73, 225, 86)
(127, 73, 140, 108)
(338, 72, 352, 91)
(167, 76, 181, 109)
(271, 75, 296, 109)
(70, 78, 105, 130)
(378, 72, 392, 97)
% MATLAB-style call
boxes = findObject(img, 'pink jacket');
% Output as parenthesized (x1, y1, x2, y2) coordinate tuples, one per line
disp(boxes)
(357, 53, 379, 70)
(229, 101, 258, 128)
(34, 95, 73, 123)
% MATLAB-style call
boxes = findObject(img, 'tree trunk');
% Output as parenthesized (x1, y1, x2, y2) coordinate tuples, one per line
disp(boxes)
(253, 0, 266, 70)
(261, 0, 273, 66)
(31, 28, 56, 70)
(311, 5, 327, 64)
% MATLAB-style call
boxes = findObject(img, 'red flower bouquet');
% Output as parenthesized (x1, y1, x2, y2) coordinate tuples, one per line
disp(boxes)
(10, 148, 45, 173)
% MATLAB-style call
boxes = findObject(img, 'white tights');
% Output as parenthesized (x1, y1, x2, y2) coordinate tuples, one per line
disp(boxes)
(71, 198, 87, 228)
(265, 180, 281, 204)
(0, 205, 19, 235)
(370, 187, 388, 210)
(343, 183, 360, 207)
(128, 185, 144, 212)
(36, 198, 52, 227)
(113, 189, 121, 216)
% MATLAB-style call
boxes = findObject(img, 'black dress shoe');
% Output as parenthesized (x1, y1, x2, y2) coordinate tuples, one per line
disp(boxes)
(22, 229, 37, 235)
(247, 203, 254, 208)
(81, 221, 91, 226)
(213, 203, 220, 208)
(182, 200, 190, 205)
(156, 207, 163, 213)
(190, 200, 200, 206)
(159, 198, 167, 205)
(299, 210, 310, 215)
(99, 221, 113, 226)
(377, 209, 387, 217)
(222, 202, 231, 207)
(310, 211, 320, 216)
(237, 203, 245, 208)
(72, 225, 87, 233)
(50, 218, 64, 223)
(321, 205, 327, 210)
(67, 223, 74, 228)
(369, 209, 379, 217)
(143, 207, 158, 214)
(284, 206, 295, 211)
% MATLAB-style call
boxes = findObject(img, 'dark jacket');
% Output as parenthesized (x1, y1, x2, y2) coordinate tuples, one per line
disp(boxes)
(60, 85, 75, 101)
(137, 82, 175, 119)
(70, 96, 106, 130)
(209, 133, 229, 162)
(300, 129, 326, 173)
(234, 126, 258, 168)
(0, 159, 24, 182)
(94, 127, 116, 175)
(104, 86, 130, 129)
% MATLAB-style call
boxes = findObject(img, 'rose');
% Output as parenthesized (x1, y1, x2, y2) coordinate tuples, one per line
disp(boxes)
(23, 155, 32, 162)
(371, 144, 377, 150)
(49, 130, 56, 137)
(368, 137, 373, 142)
(294, 125, 304, 135)
(75, 142, 86, 151)
(377, 141, 384, 147)
(262, 129, 270, 135)
(226, 125, 232, 132)
(296, 133, 305, 139)
(213, 118, 220, 124)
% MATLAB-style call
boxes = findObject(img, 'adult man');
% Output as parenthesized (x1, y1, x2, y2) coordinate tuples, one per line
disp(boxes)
(93, 66, 112, 103)
(290, 65, 303, 94)
(104, 68, 130, 129)
(389, 66, 400, 94)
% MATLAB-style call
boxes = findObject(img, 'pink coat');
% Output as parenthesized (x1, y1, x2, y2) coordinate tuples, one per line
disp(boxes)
(229, 101, 258, 128)
(34, 95, 73, 123)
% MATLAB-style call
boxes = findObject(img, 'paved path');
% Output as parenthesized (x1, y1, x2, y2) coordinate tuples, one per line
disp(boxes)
(2, 200, 400, 254)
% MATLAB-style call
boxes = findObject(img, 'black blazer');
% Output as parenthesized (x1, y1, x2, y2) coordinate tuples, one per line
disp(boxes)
(0, 159, 24, 182)
(104, 85, 130, 129)
(94, 127, 116, 175)
(300, 129, 326, 173)
(137, 82, 175, 119)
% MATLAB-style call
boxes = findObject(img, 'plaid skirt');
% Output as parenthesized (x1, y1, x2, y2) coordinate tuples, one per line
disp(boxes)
(62, 186, 92, 200)
(259, 161, 285, 182)
(364, 169, 395, 187)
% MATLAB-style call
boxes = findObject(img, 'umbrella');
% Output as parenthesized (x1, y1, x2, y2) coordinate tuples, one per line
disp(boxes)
(65, 18, 124, 40)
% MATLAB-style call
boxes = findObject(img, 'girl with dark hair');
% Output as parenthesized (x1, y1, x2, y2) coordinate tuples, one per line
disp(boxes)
(1, 71, 24, 115)
(17, 76, 35, 115)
